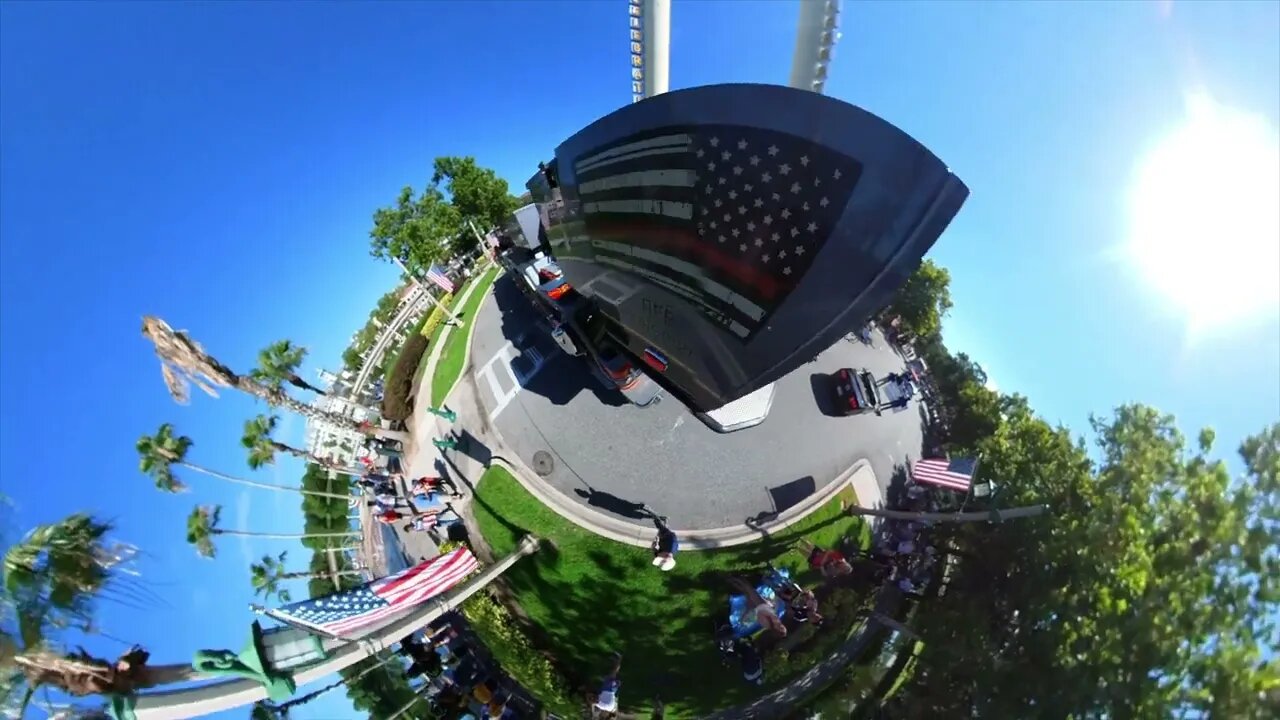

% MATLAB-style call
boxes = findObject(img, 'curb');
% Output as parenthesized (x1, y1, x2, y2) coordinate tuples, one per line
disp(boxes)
(407, 263, 495, 451)
(438, 263, 499, 409)
(449, 266, 877, 550)
(486, 408, 874, 550)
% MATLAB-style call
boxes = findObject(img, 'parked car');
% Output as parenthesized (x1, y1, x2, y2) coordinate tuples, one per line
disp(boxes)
(832, 368, 880, 415)
(597, 344, 662, 407)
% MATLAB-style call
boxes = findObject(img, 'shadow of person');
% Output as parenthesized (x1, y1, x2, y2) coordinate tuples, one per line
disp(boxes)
(452, 428, 493, 467)
(572, 488, 650, 520)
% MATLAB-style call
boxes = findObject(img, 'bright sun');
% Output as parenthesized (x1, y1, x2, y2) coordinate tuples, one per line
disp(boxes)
(1127, 92, 1280, 334)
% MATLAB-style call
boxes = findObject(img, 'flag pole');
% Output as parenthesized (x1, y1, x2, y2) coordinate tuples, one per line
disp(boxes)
(250, 604, 349, 643)
(392, 257, 462, 328)
(467, 219, 488, 263)
(843, 503, 1049, 523)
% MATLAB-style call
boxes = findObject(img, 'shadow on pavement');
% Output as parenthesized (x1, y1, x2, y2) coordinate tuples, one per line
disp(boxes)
(573, 487, 650, 520)
(453, 428, 493, 467)
(490, 272, 625, 408)
(768, 476, 817, 516)
(809, 372, 842, 417)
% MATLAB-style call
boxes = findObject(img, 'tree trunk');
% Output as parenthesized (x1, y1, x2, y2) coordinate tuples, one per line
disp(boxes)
(179, 462, 351, 501)
(288, 374, 326, 396)
(271, 443, 364, 477)
(214, 529, 360, 540)
(844, 504, 1050, 523)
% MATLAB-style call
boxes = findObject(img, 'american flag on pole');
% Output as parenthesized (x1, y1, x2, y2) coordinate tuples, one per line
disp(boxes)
(267, 547, 478, 639)
(571, 126, 863, 341)
(911, 457, 978, 493)
(425, 265, 455, 294)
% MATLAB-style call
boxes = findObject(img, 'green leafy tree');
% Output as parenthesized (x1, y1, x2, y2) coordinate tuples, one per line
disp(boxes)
(185, 505, 358, 559)
(884, 259, 952, 341)
(369, 185, 459, 273)
(431, 155, 520, 235)
(248, 551, 293, 604)
(249, 550, 362, 604)
(138, 423, 349, 500)
(889, 404, 1280, 718)
(251, 340, 325, 395)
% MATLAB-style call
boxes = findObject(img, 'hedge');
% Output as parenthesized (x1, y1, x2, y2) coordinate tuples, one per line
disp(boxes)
(380, 333, 429, 422)
(462, 591, 577, 715)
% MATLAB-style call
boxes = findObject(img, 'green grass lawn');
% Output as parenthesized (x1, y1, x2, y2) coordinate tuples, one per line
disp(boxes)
(429, 264, 499, 406)
(471, 466, 873, 718)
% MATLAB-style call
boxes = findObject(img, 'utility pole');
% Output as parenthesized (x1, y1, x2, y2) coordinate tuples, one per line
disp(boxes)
(392, 256, 462, 328)
(467, 219, 493, 266)
(845, 504, 1050, 523)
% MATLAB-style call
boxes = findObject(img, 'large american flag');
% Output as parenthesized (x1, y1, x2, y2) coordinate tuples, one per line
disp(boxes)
(268, 547, 478, 639)
(425, 265, 455, 294)
(570, 126, 863, 341)
(912, 457, 978, 493)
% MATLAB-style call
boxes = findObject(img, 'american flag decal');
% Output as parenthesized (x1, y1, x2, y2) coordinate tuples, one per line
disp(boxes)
(572, 126, 863, 340)
(268, 547, 478, 639)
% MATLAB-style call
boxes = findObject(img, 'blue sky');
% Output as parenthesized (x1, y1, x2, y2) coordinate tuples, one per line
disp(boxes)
(1, 1, 1276, 718)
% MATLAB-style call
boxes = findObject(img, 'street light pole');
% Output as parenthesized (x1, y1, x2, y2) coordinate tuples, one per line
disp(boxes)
(845, 504, 1050, 523)
(130, 535, 541, 719)
(392, 256, 462, 328)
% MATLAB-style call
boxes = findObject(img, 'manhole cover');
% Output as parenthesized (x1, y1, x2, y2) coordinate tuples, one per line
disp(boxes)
(531, 451, 554, 477)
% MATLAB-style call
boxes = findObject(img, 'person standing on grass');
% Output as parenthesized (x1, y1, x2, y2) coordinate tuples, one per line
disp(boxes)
(591, 652, 624, 718)
(641, 506, 678, 572)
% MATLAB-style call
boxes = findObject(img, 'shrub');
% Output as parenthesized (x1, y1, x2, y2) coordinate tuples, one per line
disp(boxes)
(380, 333, 429, 421)
(463, 591, 577, 715)
(419, 294, 452, 341)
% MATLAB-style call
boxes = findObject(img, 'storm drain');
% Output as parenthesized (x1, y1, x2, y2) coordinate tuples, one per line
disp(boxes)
(531, 450, 555, 477)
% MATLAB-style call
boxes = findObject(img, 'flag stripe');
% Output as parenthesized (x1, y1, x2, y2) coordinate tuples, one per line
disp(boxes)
(326, 554, 478, 635)
(565, 125, 862, 343)
(270, 548, 478, 638)
(579, 170, 698, 195)
(912, 458, 975, 491)
(593, 239, 766, 320)
(574, 133, 691, 173)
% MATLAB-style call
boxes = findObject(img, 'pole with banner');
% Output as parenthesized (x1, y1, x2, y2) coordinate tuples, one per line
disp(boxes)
(392, 256, 462, 328)
(467, 219, 494, 265)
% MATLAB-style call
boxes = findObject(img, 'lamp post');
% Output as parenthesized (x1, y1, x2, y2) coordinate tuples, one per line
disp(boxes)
(130, 536, 541, 718)
(845, 504, 1050, 523)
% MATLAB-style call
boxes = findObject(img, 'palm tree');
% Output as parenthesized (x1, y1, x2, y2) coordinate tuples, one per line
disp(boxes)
(139, 423, 350, 500)
(140, 317, 398, 438)
(240, 415, 363, 476)
(186, 506, 359, 559)
(249, 551, 362, 605)
(251, 340, 326, 396)
(249, 551, 293, 604)
(2, 514, 177, 707)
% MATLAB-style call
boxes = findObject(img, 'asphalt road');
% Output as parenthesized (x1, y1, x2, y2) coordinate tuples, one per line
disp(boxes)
(471, 272, 928, 530)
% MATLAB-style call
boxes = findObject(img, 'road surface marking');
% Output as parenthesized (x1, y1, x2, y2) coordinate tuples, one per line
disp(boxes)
(477, 341, 550, 421)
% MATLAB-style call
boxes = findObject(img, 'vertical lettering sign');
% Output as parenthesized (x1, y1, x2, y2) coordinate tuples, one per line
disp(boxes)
(629, 0, 644, 103)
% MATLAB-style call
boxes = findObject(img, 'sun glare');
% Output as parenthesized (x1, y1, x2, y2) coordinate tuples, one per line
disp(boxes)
(1127, 92, 1280, 334)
